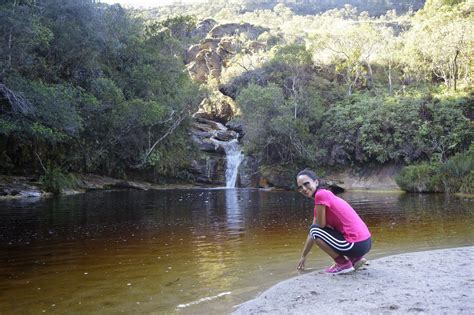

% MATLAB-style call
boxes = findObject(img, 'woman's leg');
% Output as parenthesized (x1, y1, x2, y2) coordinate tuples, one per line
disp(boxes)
(345, 237, 372, 269)
(314, 238, 340, 259)
(309, 224, 354, 255)
(309, 224, 354, 274)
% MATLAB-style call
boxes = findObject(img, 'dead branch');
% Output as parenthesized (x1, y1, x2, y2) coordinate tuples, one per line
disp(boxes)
(130, 113, 186, 169)
(0, 83, 33, 115)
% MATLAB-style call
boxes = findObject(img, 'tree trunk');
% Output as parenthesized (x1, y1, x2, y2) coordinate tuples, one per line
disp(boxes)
(347, 68, 352, 96)
(7, 31, 12, 68)
(350, 68, 359, 95)
(291, 76, 297, 119)
(366, 62, 373, 89)
(388, 60, 393, 95)
(7, 0, 18, 69)
(453, 49, 459, 91)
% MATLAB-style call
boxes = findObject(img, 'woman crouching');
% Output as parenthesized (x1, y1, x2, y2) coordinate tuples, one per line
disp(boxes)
(296, 169, 372, 274)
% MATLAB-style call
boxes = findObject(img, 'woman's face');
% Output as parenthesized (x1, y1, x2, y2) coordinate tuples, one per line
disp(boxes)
(296, 175, 318, 198)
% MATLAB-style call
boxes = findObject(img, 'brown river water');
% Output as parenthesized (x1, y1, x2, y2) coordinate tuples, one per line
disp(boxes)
(0, 189, 473, 314)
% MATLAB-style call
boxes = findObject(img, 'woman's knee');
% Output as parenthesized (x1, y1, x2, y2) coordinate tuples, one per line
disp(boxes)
(309, 223, 320, 230)
(309, 224, 321, 240)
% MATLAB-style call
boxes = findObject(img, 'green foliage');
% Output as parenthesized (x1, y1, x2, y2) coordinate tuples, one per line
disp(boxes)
(0, 0, 203, 181)
(237, 82, 322, 167)
(396, 146, 474, 193)
(396, 162, 442, 193)
(40, 167, 77, 194)
(147, 126, 200, 180)
(437, 146, 474, 193)
(0, 0, 472, 191)
(316, 91, 471, 166)
(157, 15, 197, 39)
(90, 78, 125, 107)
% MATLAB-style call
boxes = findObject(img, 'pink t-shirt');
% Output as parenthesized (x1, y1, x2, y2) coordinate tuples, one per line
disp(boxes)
(314, 189, 371, 243)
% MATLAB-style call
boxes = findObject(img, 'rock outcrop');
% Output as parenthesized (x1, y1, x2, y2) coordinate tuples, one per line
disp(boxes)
(196, 91, 240, 124)
(0, 176, 45, 199)
(186, 22, 269, 85)
(327, 164, 402, 191)
(190, 18, 217, 39)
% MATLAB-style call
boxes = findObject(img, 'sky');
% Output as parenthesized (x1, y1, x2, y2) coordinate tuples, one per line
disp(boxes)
(100, 0, 206, 8)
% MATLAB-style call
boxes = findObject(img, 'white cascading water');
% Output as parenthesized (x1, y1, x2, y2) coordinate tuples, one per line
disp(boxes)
(220, 139, 244, 188)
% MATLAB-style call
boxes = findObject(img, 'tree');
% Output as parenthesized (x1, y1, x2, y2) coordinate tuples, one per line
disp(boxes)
(267, 44, 313, 118)
(310, 21, 383, 95)
(0, 1, 53, 76)
(402, 1, 473, 90)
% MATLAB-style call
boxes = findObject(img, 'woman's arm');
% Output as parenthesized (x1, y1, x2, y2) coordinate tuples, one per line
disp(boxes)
(297, 234, 314, 270)
(315, 205, 327, 227)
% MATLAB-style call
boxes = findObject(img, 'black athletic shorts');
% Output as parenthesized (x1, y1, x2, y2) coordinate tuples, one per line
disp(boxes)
(309, 224, 371, 257)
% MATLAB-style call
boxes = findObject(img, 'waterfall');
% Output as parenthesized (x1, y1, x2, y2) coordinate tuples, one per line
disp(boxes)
(192, 116, 244, 187)
(220, 139, 244, 188)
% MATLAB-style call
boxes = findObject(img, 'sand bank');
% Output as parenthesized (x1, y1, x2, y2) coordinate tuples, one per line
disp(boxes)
(233, 247, 474, 314)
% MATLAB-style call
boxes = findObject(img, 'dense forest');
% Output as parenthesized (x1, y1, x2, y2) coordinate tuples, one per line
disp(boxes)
(0, 0, 472, 193)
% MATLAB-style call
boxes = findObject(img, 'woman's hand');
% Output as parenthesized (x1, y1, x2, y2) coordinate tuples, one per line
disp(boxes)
(297, 256, 306, 270)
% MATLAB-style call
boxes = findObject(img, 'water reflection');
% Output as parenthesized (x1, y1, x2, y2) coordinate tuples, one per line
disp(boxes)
(225, 188, 244, 234)
(0, 190, 472, 314)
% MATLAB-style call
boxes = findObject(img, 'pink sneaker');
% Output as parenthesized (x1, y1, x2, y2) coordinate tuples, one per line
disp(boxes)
(324, 260, 354, 275)
(350, 257, 368, 270)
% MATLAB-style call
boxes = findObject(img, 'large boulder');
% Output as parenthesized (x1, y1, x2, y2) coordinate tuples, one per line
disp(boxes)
(214, 129, 239, 142)
(193, 116, 227, 131)
(200, 38, 221, 51)
(225, 119, 244, 136)
(196, 92, 239, 123)
(217, 38, 239, 57)
(238, 156, 260, 187)
(185, 44, 201, 64)
(190, 18, 217, 39)
(187, 49, 222, 83)
(191, 156, 226, 185)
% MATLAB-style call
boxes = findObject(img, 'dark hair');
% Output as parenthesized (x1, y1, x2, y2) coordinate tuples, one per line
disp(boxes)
(296, 169, 330, 191)
(296, 169, 319, 181)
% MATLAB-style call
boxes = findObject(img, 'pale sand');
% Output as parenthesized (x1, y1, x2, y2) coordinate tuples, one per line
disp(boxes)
(233, 247, 474, 314)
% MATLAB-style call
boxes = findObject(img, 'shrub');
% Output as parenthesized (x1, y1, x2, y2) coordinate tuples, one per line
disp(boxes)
(459, 170, 474, 194)
(438, 150, 473, 193)
(40, 168, 77, 194)
(396, 146, 473, 193)
(395, 163, 442, 193)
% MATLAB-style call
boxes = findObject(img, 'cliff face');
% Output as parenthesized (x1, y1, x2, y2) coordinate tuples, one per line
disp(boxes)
(327, 164, 402, 191)
(185, 20, 269, 87)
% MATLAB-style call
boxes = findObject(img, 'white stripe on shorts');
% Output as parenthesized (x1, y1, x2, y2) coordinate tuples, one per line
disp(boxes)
(310, 227, 354, 252)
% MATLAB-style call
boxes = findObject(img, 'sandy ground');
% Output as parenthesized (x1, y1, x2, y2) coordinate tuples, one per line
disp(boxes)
(233, 247, 474, 314)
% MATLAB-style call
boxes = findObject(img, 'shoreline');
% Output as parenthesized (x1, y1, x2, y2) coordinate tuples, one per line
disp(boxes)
(233, 246, 474, 314)
(0, 174, 212, 201)
(2, 174, 471, 201)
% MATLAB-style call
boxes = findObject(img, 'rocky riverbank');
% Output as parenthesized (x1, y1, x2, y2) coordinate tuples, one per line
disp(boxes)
(233, 247, 474, 314)
(0, 174, 202, 200)
(0, 163, 403, 200)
